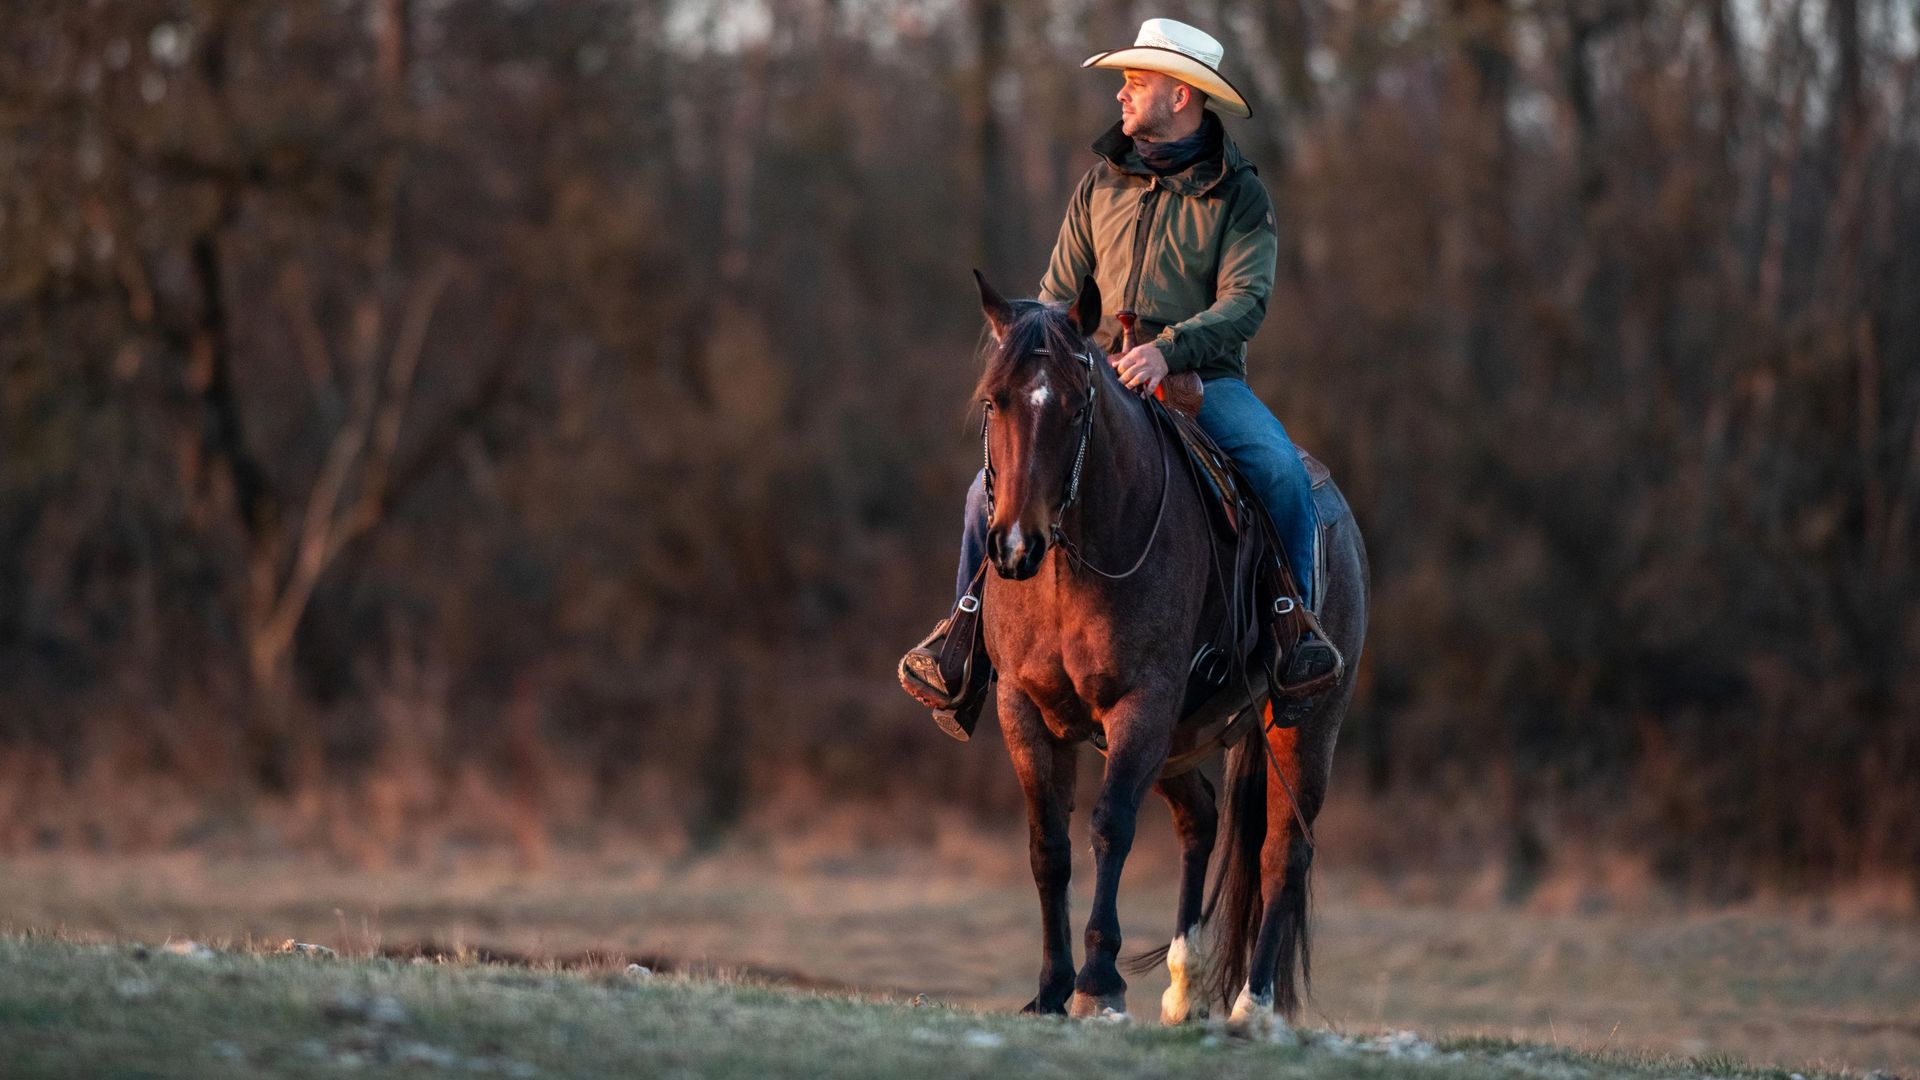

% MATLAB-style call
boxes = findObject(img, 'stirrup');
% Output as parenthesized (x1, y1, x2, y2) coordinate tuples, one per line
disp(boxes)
(898, 615, 991, 742)
(931, 684, 990, 742)
(899, 619, 960, 705)
(1273, 636, 1342, 728)
(899, 616, 984, 706)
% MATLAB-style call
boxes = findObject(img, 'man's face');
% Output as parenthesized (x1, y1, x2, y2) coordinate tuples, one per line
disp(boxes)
(1116, 69, 1189, 140)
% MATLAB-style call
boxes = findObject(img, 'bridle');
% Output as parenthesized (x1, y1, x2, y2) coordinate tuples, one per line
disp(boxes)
(980, 341, 1171, 580)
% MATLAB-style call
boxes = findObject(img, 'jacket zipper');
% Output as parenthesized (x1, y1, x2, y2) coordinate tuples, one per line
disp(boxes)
(1122, 182, 1162, 317)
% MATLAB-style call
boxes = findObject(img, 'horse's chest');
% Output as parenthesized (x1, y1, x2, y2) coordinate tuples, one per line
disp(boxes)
(985, 560, 1184, 731)
(992, 624, 1130, 729)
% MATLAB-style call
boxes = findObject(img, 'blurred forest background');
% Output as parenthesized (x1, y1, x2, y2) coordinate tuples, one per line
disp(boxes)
(3, 0, 1916, 906)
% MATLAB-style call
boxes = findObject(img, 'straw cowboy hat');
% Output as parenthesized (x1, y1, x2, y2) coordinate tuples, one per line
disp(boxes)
(1082, 18, 1251, 119)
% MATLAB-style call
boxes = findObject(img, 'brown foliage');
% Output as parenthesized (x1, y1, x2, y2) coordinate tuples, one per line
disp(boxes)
(2, 0, 1916, 899)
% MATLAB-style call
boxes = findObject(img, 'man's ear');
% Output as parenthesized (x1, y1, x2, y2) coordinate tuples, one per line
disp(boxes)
(1074, 274, 1101, 337)
(974, 268, 1014, 340)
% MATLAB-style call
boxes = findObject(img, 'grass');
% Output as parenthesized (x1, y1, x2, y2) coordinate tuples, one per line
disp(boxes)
(0, 936, 1863, 1080)
(7, 848, 1917, 1074)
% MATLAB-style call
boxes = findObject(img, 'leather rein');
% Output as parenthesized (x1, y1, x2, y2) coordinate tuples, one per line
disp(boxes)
(980, 344, 1172, 580)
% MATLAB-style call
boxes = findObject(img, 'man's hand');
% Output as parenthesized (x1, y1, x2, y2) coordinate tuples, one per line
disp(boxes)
(1112, 342, 1169, 394)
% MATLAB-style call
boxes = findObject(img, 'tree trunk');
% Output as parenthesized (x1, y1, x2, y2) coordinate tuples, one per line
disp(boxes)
(971, 0, 1021, 281)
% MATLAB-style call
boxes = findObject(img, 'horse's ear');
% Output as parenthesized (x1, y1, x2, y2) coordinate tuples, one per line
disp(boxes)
(1074, 274, 1101, 337)
(974, 268, 1014, 341)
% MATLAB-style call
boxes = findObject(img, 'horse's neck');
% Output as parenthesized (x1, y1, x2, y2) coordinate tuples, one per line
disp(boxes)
(1076, 367, 1161, 537)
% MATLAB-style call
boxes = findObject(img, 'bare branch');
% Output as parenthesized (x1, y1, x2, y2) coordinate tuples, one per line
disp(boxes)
(250, 262, 453, 688)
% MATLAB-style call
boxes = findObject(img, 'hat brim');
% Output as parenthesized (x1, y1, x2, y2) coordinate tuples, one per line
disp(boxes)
(1082, 46, 1251, 118)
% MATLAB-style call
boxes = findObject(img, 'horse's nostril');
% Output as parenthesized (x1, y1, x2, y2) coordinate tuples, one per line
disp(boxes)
(1021, 537, 1046, 573)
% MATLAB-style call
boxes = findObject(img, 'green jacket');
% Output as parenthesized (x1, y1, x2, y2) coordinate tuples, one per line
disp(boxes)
(1037, 121, 1277, 383)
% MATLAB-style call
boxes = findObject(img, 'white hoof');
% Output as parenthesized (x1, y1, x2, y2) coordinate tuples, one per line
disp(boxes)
(1227, 984, 1293, 1044)
(1159, 933, 1212, 1025)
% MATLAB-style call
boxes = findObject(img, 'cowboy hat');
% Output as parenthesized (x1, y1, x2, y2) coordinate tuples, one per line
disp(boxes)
(1082, 18, 1251, 119)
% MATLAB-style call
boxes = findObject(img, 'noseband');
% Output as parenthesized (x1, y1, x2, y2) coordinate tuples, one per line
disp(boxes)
(980, 343, 1171, 580)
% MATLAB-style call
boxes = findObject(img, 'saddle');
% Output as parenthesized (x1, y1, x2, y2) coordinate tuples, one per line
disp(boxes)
(1155, 373, 1331, 534)
(1096, 370, 1342, 778)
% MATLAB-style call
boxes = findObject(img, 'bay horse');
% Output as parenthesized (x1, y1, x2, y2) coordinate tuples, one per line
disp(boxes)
(969, 270, 1368, 1033)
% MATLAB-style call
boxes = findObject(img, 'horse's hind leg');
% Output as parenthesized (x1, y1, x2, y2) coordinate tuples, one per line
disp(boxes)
(1154, 769, 1217, 1024)
(1002, 691, 1079, 1015)
(1070, 702, 1173, 1020)
(1157, 770, 1218, 938)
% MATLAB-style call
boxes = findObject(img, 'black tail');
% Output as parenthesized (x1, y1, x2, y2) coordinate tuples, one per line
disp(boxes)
(1120, 943, 1168, 977)
(1202, 729, 1266, 1007)
(1270, 822, 1313, 1017)
(1201, 721, 1314, 1017)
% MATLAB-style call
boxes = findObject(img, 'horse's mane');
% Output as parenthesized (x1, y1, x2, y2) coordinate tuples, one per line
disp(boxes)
(971, 301, 1101, 406)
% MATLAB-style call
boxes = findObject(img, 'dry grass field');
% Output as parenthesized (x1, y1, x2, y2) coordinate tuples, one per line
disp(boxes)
(2, 821, 1914, 1077)
(0, 934, 1868, 1080)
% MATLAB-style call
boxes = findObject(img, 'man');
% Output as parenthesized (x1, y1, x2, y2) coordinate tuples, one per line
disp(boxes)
(900, 18, 1335, 740)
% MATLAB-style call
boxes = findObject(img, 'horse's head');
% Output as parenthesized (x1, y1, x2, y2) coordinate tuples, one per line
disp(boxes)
(971, 269, 1104, 580)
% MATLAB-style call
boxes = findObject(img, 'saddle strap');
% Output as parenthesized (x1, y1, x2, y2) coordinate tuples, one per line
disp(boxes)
(1086, 700, 1262, 781)
(1156, 704, 1264, 780)
(1160, 404, 1241, 535)
(936, 563, 990, 696)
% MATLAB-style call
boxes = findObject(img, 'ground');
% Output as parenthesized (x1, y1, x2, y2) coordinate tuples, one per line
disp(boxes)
(0, 936, 1866, 1079)
(0, 834, 1913, 1076)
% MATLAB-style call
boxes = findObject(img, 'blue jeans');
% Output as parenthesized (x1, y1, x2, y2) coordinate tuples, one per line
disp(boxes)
(956, 377, 1319, 607)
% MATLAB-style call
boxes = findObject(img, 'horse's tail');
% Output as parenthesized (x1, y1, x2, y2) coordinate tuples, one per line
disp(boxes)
(1201, 708, 1266, 1007)
(1120, 942, 1169, 976)
(1203, 706, 1313, 1018)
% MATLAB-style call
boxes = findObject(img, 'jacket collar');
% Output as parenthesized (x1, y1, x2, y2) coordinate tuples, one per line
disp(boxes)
(1091, 117, 1252, 196)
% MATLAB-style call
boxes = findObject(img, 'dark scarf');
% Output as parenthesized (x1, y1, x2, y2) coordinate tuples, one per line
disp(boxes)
(1132, 111, 1223, 176)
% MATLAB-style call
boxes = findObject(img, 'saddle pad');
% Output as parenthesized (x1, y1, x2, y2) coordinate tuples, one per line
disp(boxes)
(1297, 447, 1331, 490)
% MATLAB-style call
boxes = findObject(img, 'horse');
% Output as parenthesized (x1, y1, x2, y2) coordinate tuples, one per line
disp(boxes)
(968, 269, 1369, 1034)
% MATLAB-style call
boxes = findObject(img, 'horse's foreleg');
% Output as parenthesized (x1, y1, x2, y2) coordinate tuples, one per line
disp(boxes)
(1069, 700, 1173, 1020)
(1154, 769, 1217, 1024)
(1002, 691, 1078, 1015)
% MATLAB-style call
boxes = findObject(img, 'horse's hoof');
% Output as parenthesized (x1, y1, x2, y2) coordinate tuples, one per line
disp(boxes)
(1020, 996, 1066, 1016)
(1068, 989, 1127, 1020)
(1225, 985, 1294, 1044)
(1159, 933, 1212, 1025)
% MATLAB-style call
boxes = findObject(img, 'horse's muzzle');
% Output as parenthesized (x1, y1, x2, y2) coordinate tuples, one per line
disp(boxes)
(988, 523, 1047, 580)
